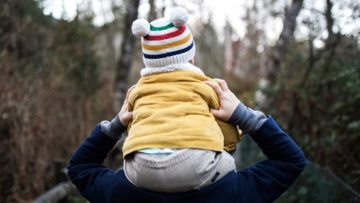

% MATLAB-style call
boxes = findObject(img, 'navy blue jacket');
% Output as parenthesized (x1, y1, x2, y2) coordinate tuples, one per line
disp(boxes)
(68, 117, 307, 203)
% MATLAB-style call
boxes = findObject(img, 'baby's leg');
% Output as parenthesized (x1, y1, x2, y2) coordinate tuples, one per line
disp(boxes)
(124, 149, 235, 193)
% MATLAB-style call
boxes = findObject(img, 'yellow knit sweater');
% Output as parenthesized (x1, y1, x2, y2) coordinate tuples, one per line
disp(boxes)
(122, 71, 242, 157)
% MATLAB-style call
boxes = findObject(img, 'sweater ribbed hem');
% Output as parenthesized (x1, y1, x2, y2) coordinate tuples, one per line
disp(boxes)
(123, 142, 224, 158)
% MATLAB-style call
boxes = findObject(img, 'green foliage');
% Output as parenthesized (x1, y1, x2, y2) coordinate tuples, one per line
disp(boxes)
(277, 163, 360, 203)
(269, 35, 360, 192)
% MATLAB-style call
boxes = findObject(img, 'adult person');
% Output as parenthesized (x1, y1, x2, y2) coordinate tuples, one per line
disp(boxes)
(68, 79, 307, 203)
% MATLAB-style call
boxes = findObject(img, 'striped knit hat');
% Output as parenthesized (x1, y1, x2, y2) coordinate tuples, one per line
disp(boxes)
(131, 8, 195, 70)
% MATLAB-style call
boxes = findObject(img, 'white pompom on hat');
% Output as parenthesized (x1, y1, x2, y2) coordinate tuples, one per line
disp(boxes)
(132, 7, 196, 74)
(131, 19, 150, 37)
(170, 7, 189, 28)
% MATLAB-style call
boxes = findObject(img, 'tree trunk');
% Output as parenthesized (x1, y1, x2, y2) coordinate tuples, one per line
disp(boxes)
(114, 0, 140, 108)
(288, 0, 340, 132)
(224, 21, 234, 76)
(265, 0, 304, 83)
(300, 0, 337, 88)
(255, 0, 303, 107)
(148, 0, 157, 21)
(325, 0, 334, 44)
(322, 0, 341, 74)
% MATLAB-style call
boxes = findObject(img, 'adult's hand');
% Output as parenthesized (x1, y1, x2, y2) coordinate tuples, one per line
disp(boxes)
(204, 79, 240, 121)
(118, 85, 136, 126)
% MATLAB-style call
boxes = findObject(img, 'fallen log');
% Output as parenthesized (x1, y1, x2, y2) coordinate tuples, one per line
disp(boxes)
(33, 181, 76, 203)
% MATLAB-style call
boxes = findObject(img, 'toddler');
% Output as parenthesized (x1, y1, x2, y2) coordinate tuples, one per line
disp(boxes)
(122, 7, 242, 193)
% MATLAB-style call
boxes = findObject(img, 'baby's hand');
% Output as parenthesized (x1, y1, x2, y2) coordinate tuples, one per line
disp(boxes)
(204, 79, 240, 121)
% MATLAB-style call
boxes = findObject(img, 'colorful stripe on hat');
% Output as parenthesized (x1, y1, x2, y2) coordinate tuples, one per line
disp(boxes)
(141, 17, 195, 67)
(150, 23, 175, 31)
(142, 33, 192, 51)
(143, 41, 194, 59)
(144, 26, 186, 41)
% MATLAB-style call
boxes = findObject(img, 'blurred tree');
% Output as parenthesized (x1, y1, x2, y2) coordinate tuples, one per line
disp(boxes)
(0, 0, 107, 201)
(255, 0, 304, 107)
(288, 0, 341, 131)
(148, 0, 157, 21)
(269, 0, 360, 193)
(194, 21, 224, 78)
(264, 0, 304, 83)
(235, 0, 264, 81)
(224, 20, 234, 76)
(115, 0, 140, 108)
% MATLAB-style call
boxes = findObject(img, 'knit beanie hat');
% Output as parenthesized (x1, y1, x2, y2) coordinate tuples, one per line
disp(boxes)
(132, 7, 196, 71)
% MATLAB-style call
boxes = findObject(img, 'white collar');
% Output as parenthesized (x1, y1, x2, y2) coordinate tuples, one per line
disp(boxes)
(140, 63, 204, 76)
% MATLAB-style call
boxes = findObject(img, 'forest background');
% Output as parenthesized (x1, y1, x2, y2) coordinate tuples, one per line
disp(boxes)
(0, 0, 359, 202)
